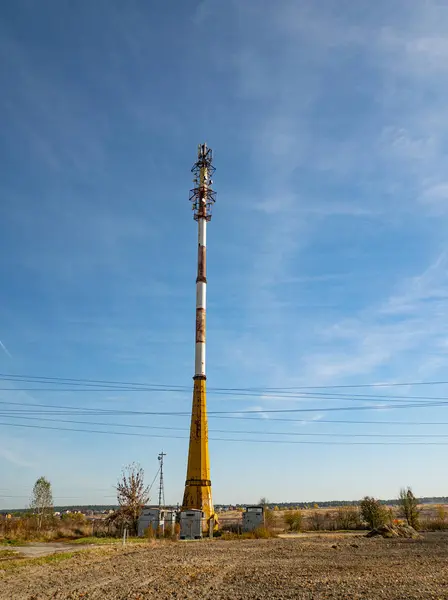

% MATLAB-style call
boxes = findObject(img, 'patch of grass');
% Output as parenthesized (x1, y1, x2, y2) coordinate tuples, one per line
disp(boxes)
(0, 551, 78, 572)
(0, 550, 20, 559)
(0, 539, 27, 547)
(72, 537, 116, 545)
(72, 536, 148, 545)
(37, 552, 77, 565)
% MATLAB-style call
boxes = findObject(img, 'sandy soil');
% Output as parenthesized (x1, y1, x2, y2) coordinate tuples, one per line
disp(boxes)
(1, 533, 447, 599)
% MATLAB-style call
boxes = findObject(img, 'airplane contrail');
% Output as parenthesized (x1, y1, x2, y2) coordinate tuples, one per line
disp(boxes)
(0, 340, 12, 358)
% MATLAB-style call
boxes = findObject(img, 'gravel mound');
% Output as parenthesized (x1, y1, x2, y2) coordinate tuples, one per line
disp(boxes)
(366, 524, 420, 539)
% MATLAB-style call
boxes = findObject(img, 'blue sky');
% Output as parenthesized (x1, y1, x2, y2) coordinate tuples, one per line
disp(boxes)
(1, 0, 448, 508)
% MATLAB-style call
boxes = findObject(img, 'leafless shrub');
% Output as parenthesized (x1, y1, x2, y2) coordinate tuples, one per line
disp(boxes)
(336, 506, 362, 530)
(310, 510, 326, 531)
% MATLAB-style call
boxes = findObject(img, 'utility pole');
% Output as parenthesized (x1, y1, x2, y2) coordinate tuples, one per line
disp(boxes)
(182, 143, 217, 527)
(158, 451, 166, 510)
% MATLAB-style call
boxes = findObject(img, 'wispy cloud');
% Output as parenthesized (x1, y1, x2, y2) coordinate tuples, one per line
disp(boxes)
(302, 251, 448, 384)
(0, 446, 34, 468)
(296, 414, 325, 427)
(0, 340, 12, 358)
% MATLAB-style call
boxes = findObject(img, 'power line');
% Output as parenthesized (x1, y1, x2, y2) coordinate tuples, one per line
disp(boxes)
(0, 400, 190, 415)
(0, 399, 447, 416)
(2, 413, 448, 437)
(5, 374, 448, 410)
(3, 372, 448, 393)
(210, 415, 448, 425)
(1, 420, 448, 445)
(2, 380, 448, 405)
(1, 399, 448, 424)
(3, 386, 448, 404)
(0, 373, 188, 390)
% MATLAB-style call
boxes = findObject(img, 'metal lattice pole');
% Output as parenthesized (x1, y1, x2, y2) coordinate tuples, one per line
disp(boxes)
(158, 451, 166, 510)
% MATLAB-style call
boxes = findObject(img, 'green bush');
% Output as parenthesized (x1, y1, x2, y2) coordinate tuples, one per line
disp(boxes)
(284, 510, 303, 532)
(398, 488, 420, 530)
(61, 512, 87, 524)
(360, 497, 388, 529)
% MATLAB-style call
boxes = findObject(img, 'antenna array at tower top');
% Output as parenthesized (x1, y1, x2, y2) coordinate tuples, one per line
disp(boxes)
(189, 143, 217, 221)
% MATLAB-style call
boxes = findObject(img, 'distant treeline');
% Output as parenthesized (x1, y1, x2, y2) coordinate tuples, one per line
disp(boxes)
(1, 497, 447, 515)
(240, 496, 448, 508)
(216, 497, 448, 509)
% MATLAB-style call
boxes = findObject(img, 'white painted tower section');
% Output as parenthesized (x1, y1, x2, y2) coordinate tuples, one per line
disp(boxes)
(195, 216, 207, 377)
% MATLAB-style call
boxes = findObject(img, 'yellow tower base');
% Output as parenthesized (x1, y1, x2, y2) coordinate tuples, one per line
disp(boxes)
(182, 376, 216, 525)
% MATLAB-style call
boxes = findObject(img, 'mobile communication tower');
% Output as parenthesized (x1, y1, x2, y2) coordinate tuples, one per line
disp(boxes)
(181, 144, 217, 526)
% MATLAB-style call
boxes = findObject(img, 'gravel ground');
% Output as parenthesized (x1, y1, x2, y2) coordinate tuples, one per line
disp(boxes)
(0, 533, 447, 599)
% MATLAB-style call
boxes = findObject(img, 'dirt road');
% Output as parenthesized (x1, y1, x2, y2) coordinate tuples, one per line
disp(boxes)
(1, 533, 447, 599)
(12, 542, 90, 559)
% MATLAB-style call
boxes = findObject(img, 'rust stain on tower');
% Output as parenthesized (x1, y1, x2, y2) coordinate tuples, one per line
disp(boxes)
(182, 144, 217, 526)
(195, 309, 206, 344)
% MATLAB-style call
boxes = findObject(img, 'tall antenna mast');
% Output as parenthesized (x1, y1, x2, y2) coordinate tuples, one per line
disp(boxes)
(158, 451, 166, 509)
(182, 144, 217, 527)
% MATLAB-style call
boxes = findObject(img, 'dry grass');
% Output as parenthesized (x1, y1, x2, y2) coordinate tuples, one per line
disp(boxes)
(220, 526, 277, 540)
(217, 504, 448, 533)
(0, 515, 92, 544)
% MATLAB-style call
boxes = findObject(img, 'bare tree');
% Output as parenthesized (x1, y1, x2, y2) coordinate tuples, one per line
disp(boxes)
(112, 463, 150, 535)
(30, 476, 53, 531)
